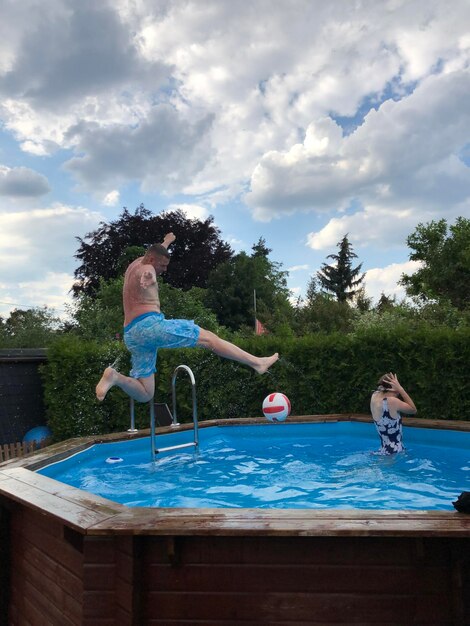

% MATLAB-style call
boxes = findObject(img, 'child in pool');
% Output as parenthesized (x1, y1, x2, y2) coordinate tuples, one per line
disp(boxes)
(370, 372, 417, 454)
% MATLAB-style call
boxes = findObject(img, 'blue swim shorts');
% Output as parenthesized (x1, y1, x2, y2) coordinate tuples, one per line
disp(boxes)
(123, 312, 201, 378)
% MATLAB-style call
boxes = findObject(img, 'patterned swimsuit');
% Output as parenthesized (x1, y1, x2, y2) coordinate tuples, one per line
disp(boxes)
(374, 397, 404, 454)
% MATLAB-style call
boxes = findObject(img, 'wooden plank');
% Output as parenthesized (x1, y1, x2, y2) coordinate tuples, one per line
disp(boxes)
(145, 621, 346, 626)
(13, 537, 83, 619)
(82, 591, 117, 619)
(143, 591, 451, 623)
(88, 507, 470, 537)
(82, 564, 116, 591)
(19, 578, 80, 626)
(12, 512, 84, 575)
(18, 536, 82, 595)
(144, 535, 460, 567)
(83, 536, 117, 564)
(114, 606, 133, 626)
(143, 563, 450, 594)
(1, 466, 124, 514)
(0, 469, 124, 532)
(144, 535, 415, 565)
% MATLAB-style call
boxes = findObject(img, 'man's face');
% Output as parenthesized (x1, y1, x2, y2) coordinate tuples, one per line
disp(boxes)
(153, 254, 170, 275)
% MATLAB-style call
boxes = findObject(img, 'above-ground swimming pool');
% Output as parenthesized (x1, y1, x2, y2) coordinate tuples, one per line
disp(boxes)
(38, 421, 470, 510)
(2, 416, 469, 625)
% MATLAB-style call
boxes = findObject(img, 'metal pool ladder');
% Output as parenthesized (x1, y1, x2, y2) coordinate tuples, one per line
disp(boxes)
(149, 364, 199, 462)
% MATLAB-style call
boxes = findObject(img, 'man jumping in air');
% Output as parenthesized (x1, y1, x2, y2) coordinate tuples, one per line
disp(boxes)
(96, 233, 278, 402)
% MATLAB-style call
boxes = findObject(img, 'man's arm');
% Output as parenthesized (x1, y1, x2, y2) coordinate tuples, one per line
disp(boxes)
(162, 232, 176, 249)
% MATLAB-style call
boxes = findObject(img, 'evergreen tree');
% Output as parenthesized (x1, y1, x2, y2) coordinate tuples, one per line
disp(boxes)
(353, 286, 373, 312)
(376, 293, 397, 313)
(317, 235, 365, 303)
(305, 275, 319, 304)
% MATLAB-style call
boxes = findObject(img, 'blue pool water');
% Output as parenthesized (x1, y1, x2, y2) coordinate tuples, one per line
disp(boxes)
(38, 422, 470, 510)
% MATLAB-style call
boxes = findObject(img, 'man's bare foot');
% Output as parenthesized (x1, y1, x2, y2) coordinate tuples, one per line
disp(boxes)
(254, 353, 279, 374)
(96, 367, 118, 401)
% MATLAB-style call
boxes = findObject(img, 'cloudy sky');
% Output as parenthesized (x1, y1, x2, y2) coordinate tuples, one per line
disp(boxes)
(1, 0, 469, 318)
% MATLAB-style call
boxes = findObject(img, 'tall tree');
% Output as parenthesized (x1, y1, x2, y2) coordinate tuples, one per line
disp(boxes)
(376, 293, 397, 313)
(73, 205, 233, 297)
(400, 217, 470, 310)
(295, 275, 356, 335)
(305, 275, 319, 304)
(317, 235, 365, 302)
(204, 241, 292, 331)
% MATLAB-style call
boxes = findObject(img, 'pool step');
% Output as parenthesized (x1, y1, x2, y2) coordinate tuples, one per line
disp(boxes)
(154, 441, 197, 454)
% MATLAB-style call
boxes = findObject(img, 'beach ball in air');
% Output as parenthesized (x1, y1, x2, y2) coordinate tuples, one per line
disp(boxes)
(262, 393, 291, 422)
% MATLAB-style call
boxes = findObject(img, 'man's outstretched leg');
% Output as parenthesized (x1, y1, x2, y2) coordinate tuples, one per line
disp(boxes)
(197, 329, 278, 373)
(96, 369, 154, 402)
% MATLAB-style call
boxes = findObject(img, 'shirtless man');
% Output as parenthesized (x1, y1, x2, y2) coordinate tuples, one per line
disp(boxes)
(96, 232, 279, 402)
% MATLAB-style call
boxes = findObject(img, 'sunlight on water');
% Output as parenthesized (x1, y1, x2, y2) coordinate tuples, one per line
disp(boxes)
(39, 422, 469, 511)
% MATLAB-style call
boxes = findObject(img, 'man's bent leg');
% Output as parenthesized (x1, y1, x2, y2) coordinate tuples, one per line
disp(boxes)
(196, 329, 278, 374)
(96, 368, 155, 402)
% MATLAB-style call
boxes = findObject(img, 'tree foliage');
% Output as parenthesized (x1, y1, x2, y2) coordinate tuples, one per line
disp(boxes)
(400, 217, 470, 310)
(294, 293, 357, 335)
(73, 205, 233, 297)
(317, 234, 365, 303)
(0, 307, 62, 348)
(204, 238, 293, 332)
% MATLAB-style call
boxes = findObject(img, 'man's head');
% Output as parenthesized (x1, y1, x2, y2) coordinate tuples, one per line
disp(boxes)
(144, 244, 171, 275)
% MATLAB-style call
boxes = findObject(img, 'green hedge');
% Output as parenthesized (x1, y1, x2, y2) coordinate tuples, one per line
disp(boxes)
(42, 327, 469, 441)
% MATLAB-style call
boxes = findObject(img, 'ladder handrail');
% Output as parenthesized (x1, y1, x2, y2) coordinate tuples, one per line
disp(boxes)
(128, 398, 138, 433)
(150, 364, 199, 461)
(171, 364, 197, 429)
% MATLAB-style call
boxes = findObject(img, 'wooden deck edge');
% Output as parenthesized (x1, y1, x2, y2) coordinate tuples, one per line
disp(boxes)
(0, 466, 468, 539)
(1, 417, 468, 539)
(0, 467, 126, 532)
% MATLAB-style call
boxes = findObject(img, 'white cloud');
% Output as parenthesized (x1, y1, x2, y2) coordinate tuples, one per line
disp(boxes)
(0, 0, 469, 310)
(251, 68, 470, 246)
(0, 271, 75, 319)
(167, 203, 209, 221)
(102, 190, 120, 206)
(64, 106, 214, 194)
(0, 1, 168, 108)
(288, 264, 309, 272)
(0, 203, 103, 317)
(305, 205, 424, 251)
(0, 203, 103, 285)
(1, 0, 468, 201)
(288, 286, 302, 305)
(364, 261, 422, 303)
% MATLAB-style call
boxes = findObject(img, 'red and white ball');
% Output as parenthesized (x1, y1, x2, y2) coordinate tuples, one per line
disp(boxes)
(262, 393, 291, 422)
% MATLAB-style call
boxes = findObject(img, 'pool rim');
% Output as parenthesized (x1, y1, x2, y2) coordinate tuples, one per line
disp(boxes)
(1, 414, 469, 538)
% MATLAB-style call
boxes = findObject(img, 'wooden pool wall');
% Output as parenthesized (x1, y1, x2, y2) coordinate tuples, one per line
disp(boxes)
(1, 415, 469, 625)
